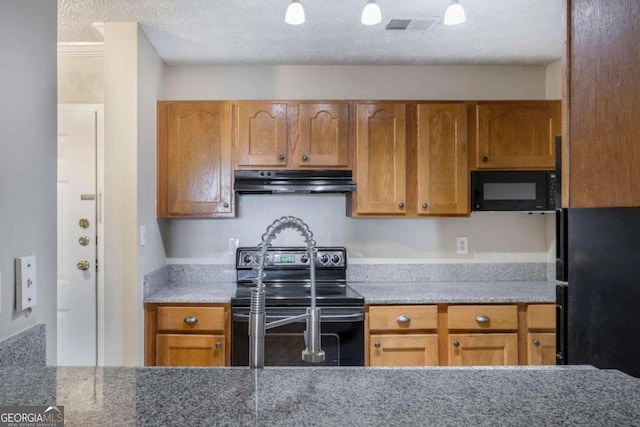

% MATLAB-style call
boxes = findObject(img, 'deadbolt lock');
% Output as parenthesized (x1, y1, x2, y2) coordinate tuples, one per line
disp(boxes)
(79, 218, 90, 229)
(76, 260, 90, 271)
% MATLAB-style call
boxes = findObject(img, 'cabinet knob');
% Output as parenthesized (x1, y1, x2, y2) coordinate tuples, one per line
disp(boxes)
(302, 155, 309, 161)
(215, 341, 222, 349)
(475, 315, 490, 324)
(453, 341, 460, 348)
(399, 202, 405, 209)
(422, 203, 428, 209)
(374, 342, 381, 349)
(481, 156, 489, 162)
(223, 202, 229, 208)
(533, 340, 541, 347)
(396, 315, 411, 323)
(278, 154, 285, 161)
(184, 316, 198, 325)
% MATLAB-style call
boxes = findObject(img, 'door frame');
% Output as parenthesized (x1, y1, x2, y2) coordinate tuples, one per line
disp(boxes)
(58, 103, 105, 366)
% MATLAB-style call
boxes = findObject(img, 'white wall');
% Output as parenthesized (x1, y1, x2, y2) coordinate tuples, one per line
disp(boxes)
(0, 0, 58, 364)
(546, 59, 562, 100)
(58, 50, 104, 104)
(162, 64, 553, 263)
(137, 27, 167, 362)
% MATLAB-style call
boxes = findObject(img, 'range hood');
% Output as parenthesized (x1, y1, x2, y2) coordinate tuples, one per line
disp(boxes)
(234, 170, 356, 194)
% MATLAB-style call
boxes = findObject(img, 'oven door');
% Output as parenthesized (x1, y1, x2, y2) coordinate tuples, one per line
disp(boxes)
(231, 306, 364, 367)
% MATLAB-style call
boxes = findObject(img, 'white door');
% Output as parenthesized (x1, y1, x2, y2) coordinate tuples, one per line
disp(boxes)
(57, 108, 97, 366)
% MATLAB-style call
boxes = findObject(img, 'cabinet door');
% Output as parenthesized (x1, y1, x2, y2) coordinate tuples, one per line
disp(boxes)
(236, 102, 288, 167)
(156, 334, 225, 367)
(158, 102, 233, 217)
(294, 103, 349, 167)
(417, 103, 469, 215)
(448, 333, 518, 366)
(355, 103, 407, 214)
(527, 332, 556, 365)
(369, 334, 439, 367)
(475, 102, 560, 169)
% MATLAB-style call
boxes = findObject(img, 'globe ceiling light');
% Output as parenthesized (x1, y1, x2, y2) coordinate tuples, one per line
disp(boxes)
(361, 0, 382, 26)
(285, 0, 305, 25)
(444, 0, 466, 25)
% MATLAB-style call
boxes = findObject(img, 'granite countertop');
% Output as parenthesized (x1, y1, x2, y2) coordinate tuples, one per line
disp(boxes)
(1, 366, 639, 426)
(143, 281, 555, 304)
(349, 281, 556, 304)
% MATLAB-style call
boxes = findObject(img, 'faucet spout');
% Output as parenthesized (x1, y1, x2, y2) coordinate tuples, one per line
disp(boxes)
(249, 216, 325, 369)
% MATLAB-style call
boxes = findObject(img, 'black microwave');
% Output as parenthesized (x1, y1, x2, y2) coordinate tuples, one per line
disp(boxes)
(471, 171, 556, 212)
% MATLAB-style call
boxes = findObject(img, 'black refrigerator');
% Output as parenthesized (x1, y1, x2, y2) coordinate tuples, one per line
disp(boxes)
(555, 136, 640, 378)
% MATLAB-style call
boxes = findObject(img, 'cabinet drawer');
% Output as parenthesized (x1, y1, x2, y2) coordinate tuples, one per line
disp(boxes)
(157, 306, 225, 332)
(448, 305, 517, 330)
(527, 304, 555, 329)
(369, 305, 438, 331)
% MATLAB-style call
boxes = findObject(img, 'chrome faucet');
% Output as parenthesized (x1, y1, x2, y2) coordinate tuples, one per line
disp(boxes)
(249, 216, 325, 369)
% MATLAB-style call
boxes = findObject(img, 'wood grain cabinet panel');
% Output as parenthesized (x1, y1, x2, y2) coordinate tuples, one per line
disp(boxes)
(236, 102, 288, 167)
(474, 102, 560, 170)
(527, 332, 556, 365)
(448, 333, 518, 366)
(416, 103, 469, 215)
(370, 335, 439, 367)
(294, 103, 349, 167)
(156, 334, 225, 367)
(354, 103, 407, 215)
(369, 305, 438, 331)
(448, 305, 518, 331)
(157, 306, 226, 332)
(157, 101, 233, 217)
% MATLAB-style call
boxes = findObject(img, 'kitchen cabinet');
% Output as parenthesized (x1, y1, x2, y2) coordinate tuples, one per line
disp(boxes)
(157, 101, 234, 218)
(525, 304, 556, 365)
(367, 305, 439, 366)
(235, 101, 351, 169)
(144, 304, 230, 367)
(351, 102, 469, 217)
(447, 304, 519, 366)
(471, 101, 561, 170)
(416, 103, 469, 215)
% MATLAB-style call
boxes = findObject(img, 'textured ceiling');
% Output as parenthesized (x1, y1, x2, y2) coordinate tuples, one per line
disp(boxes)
(58, 0, 564, 66)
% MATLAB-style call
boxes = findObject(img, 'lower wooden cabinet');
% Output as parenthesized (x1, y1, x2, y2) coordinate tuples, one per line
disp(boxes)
(370, 335, 439, 367)
(448, 333, 518, 366)
(367, 303, 555, 367)
(145, 303, 230, 367)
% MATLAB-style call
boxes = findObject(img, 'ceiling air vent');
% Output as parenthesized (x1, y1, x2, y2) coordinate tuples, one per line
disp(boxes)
(385, 17, 442, 32)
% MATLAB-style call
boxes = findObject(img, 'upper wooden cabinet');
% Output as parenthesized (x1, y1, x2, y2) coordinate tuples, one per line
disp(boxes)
(235, 102, 288, 168)
(235, 101, 351, 169)
(354, 103, 407, 215)
(157, 101, 234, 218)
(416, 103, 469, 215)
(472, 101, 561, 170)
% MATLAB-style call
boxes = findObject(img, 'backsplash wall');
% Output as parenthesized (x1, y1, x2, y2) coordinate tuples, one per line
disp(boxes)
(162, 194, 551, 262)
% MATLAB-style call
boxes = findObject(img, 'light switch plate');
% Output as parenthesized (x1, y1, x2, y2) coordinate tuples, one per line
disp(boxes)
(15, 256, 37, 311)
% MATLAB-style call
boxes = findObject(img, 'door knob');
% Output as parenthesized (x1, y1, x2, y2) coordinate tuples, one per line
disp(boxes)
(76, 260, 90, 271)
(78, 236, 90, 246)
(79, 218, 90, 229)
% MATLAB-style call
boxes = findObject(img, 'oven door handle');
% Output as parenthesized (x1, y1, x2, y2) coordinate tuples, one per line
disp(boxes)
(232, 312, 364, 322)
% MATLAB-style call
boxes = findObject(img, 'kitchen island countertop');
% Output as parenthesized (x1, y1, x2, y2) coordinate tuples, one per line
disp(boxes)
(1, 366, 639, 426)
(144, 281, 555, 304)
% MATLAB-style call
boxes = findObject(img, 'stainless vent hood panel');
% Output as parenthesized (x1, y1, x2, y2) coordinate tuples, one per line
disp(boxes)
(234, 170, 357, 194)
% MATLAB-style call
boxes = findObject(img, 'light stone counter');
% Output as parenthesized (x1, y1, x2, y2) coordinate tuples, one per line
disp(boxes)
(144, 281, 236, 303)
(1, 366, 639, 426)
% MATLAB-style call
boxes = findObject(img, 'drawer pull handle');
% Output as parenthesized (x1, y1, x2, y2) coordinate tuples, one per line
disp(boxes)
(184, 316, 198, 325)
(533, 340, 541, 347)
(374, 342, 381, 349)
(215, 341, 222, 349)
(475, 315, 490, 324)
(396, 315, 411, 323)
(453, 341, 460, 348)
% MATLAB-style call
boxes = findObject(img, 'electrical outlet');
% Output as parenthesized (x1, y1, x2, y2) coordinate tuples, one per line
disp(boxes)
(15, 256, 37, 311)
(456, 237, 469, 255)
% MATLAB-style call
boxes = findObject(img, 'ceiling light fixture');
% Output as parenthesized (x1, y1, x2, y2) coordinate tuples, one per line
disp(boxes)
(361, 0, 382, 26)
(444, 0, 466, 25)
(285, 0, 305, 25)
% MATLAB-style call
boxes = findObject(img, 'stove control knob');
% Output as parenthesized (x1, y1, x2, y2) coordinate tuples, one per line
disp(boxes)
(243, 254, 254, 264)
(331, 254, 341, 264)
(300, 254, 309, 263)
(319, 254, 329, 265)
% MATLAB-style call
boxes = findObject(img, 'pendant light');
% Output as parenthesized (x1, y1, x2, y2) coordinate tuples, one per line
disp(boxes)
(444, 0, 466, 25)
(361, 0, 382, 26)
(285, 0, 305, 25)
